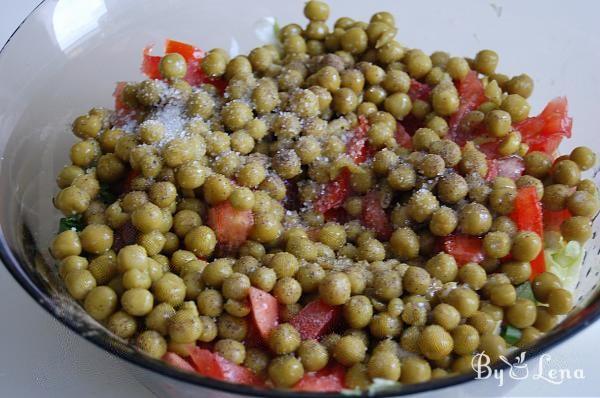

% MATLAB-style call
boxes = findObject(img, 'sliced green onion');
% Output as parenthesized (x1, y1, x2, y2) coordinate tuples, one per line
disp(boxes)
(501, 324, 522, 345)
(515, 281, 535, 302)
(58, 215, 84, 233)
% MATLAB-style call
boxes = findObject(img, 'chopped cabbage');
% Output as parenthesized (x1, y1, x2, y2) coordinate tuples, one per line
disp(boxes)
(544, 241, 584, 292)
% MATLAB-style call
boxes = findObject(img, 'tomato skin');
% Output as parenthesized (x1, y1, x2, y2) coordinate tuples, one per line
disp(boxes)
(514, 97, 572, 155)
(294, 363, 346, 392)
(164, 39, 203, 61)
(361, 191, 393, 240)
(189, 348, 264, 386)
(290, 300, 340, 340)
(190, 348, 223, 379)
(395, 122, 413, 149)
(510, 186, 546, 279)
(162, 352, 195, 372)
(408, 79, 432, 101)
(141, 45, 162, 79)
(207, 201, 254, 251)
(314, 168, 351, 214)
(347, 115, 370, 164)
(543, 209, 571, 231)
(442, 235, 485, 265)
(448, 71, 486, 145)
(314, 116, 374, 214)
(248, 287, 279, 340)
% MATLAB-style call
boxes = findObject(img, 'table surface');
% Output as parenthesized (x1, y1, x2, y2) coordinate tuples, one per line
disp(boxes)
(0, 1, 599, 397)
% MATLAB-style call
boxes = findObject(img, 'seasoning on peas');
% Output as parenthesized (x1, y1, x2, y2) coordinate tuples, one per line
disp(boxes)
(49, 1, 598, 391)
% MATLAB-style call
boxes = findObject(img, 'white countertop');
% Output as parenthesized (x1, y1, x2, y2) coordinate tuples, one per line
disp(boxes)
(0, 1, 599, 397)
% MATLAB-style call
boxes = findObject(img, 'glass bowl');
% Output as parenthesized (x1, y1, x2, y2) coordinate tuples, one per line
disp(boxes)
(1, 0, 599, 396)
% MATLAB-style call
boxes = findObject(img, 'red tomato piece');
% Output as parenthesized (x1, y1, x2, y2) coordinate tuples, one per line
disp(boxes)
(510, 186, 545, 279)
(207, 201, 254, 251)
(448, 71, 486, 145)
(495, 156, 525, 180)
(442, 235, 485, 265)
(190, 348, 224, 379)
(164, 39, 203, 61)
(361, 191, 393, 240)
(141, 45, 162, 79)
(515, 97, 572, 155)
(314, 168, 351, 214)
(485, 159, 498, 182)
(295, 362, 345, 391)
(543, 209, 572, 231)
(113, 82, 128, 111)
(408, 79, 432, 101)
(162, 352, 195, 372)
(478, 140, 500, 159)
(323, 207, 350, 224)
(248, 287, 279, 340)
(395, 122, 413, 149)
(526, 133, 564, 156)
(190, 348, 263, 386)
(347, 115, 370, 164)
(215, 355, 264, 386)
(290, 300, 340, 340)
(511, 187, 544, 236)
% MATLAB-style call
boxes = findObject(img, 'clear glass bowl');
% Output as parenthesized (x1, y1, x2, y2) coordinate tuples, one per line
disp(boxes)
(1, 0, 599, 396)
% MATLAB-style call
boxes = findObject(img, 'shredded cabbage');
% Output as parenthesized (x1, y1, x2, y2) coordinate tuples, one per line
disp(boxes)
(366, 378, 402, 395)
(544, 241, 584, 292)
(253, 17, 279, 45)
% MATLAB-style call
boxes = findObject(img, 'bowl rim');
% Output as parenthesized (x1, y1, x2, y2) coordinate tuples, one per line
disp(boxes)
(1, 1, 600, 396)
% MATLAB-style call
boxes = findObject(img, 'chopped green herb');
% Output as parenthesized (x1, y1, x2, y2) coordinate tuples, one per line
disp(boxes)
(58, 215, 84, 233)
(515, 281, 535, 302)
(501, 324, 522, 345)
(273, 20, 280, 38)
(99, 182, 117, 204)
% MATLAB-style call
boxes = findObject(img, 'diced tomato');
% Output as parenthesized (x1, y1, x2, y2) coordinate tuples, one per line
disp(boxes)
(248, 287, 279, 340)
(113, 82, 128, 111)
(141, 45, 162, 79)
(190, 348, 263, 386)
(162, 352, 195, 372)
(215, 355, 264, 386)
(495, 156, 525, 180)
(485, 159, 498, 182)
(510, 186, 545, 278)
(448, 71, 486, 145)
(514, 97, 572, 155)
(207, 201, 254, 251)
(190, 348, 224, 379)
(526, 133, 564, 156)
(511, 187, 544, 236)
(395, 122, 413, 149)
(164, 39, 203, 61)
(314, 168, 351, 214)
(478, 140, 500, 159)
(408, 79, 432, 101)
(361, 191, 392, 240)
(442, 235, 485, 265)
(294, 363, 346, 392)
(290, 300, 340, 340)
(347, 115, 370, 164)
(543, 209, 572, 231)
(323, 207, 350, 223)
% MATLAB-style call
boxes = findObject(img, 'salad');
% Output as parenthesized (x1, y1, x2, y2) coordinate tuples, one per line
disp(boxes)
(49, 0, 598, 391)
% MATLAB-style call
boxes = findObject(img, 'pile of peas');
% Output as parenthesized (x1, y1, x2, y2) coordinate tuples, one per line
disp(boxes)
(50, 0, 598, 390)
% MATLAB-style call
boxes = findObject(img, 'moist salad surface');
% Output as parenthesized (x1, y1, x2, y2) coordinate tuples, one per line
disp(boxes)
(49, 1, 598, 392)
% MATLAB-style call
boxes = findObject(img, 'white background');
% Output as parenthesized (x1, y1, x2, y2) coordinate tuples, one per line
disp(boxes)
(0, 1, 599, 397)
